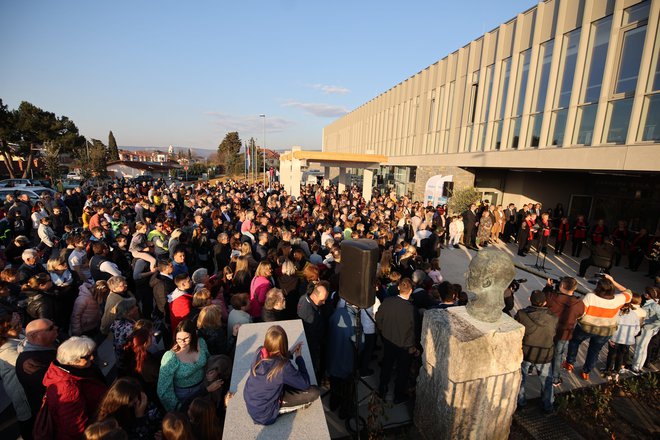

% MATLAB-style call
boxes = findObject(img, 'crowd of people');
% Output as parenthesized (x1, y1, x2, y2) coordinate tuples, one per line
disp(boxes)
(0, 176, 657, 438)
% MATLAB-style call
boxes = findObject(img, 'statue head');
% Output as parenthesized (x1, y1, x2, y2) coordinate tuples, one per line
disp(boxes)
(465, 248, 515, 323)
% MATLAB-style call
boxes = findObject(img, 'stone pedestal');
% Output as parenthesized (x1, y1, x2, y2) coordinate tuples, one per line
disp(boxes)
(414, 307, 524, 440)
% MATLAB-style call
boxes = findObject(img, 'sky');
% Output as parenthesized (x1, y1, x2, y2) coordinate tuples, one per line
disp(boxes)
(1, 0, 536, 152)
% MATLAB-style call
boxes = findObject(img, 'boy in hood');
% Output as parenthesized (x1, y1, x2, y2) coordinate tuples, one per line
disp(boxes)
(515, 290, 558, 414)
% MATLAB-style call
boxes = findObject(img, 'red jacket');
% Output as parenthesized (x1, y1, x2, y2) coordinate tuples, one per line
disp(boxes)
(42, 362, 107, 440)
(168, 289, 192, 332)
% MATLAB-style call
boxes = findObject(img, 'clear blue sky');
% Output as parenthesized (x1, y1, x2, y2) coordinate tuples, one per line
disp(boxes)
(1, 0, 535, 151)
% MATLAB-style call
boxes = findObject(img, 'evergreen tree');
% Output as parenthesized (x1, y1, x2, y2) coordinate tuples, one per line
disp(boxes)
(217, 132, 242, 175)
(108, 131, 119, 160)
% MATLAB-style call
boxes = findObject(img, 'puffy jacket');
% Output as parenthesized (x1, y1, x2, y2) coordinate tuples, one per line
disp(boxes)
(244, 348, 311, 425)
(42, 361, 107, 440)
(167, 289, 192, 332)
(0, 338, 31, 421)
(249, 276, 272, 318)
(70, 283, 101, 336)
(25, 289, 56, 321)
(515, 306, 558, 364)
(545, 289, 585, 341)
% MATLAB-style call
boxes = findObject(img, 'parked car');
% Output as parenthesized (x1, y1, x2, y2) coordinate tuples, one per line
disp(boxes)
(0, 178, 40, 188)
(0, 187, 56, 204)
(66, 172, 82, 180)
(130, 174, 154, 185)
(61, 179, 82, 190)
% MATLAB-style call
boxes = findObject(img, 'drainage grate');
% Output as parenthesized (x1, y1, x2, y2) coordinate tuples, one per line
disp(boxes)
(513, 406, 585, 440)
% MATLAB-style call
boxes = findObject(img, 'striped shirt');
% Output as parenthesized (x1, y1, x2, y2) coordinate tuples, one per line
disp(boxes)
(579, 289, 633, 336)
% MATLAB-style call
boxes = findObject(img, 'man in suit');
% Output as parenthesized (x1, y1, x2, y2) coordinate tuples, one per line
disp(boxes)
(462, 203, 478, 249)
(503, 203, 517, 243)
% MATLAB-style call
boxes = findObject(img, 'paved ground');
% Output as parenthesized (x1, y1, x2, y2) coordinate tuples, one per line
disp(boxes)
(323, 239, 658, 439)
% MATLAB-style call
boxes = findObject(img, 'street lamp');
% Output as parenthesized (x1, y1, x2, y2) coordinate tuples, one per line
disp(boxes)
(259, 114, 266, 185)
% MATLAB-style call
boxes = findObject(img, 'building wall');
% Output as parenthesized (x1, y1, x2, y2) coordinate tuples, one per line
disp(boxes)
(323, 0, 660, 173)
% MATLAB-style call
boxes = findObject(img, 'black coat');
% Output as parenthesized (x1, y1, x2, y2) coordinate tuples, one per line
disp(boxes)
(515, 306, 558, 364)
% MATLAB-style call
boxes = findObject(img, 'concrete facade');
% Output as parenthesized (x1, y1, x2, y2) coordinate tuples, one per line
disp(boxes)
(322, 0, 660, 226)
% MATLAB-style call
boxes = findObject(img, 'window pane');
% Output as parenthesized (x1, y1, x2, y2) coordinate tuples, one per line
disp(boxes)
(615, 26, 647, 94)
(494, 120, 503, 150)
(479, 123, 488, 151)
(607, 98, 634, 143)
(529, 114, 542, 147)
(623, 0, 650, 25)
(482, 65, 495, 122)
(653, 52, 660, 91)
(558, 29, 581, 108)
(584, 16, 613, 103)
(577, 104, 598, 145)
(510, 117, 522, 149)
(642, 95, 660, 141)
(515, 50, 531, 116)
(552, 109, 569, 146)
(536, 40, 554, 112)
(498, 58, 512, 120)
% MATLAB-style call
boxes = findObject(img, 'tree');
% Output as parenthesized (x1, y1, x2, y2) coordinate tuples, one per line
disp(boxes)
(108, 131, 119, 161)
(0, 100, 84, 178)
(187, 148, 192, 161)
(448, 186, 481, 215)
(88, 139, 108, 176)
(43, 141, 61, 182)
(217, 131, 242, 175)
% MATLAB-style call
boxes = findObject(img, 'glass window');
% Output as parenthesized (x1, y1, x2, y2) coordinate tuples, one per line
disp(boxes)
(584, 16, 613, 103)
(428, 90, 436, 132)
(576, 104, 598, 145)
(482, 65, 495, 122)
(623, 0, 650, 25)
(536, 40, 554, 112)
(494, 120, 503, 150)
(515, 49, 531, 116)
(551, 109, 569, 146)
(557, 29, 581, 108)
(510, 117, 522, 149)
(498, 58, 512, 120)
(529, 114, 542, 147)
(615, 26, 647, 94)
(606, 98, 634, 143)
(642, 95, 660, 141)
(652, 52, 660, 92)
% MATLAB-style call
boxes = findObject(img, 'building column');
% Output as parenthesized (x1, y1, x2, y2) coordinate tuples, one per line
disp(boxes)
(337, 167, 348, 193)
(279, 153, 291, 194)
(362, 168, 374, 201)
(290, 147, 302, 198)
(322, 167, 331, 189)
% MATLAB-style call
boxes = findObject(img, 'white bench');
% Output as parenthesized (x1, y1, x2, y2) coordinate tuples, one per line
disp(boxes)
(222, 319, 330, 440)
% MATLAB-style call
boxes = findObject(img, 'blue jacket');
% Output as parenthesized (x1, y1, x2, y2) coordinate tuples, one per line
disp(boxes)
(244, 347, 311, 425)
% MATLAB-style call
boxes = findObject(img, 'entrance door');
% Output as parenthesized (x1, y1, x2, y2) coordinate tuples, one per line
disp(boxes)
(568, 195, 593, 220)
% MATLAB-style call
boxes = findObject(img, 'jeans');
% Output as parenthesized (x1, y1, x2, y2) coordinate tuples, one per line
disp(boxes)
(518, 361, 554, 412)
(566, 324, 611, 373)
(552, 339, 569, 381)
(632, 326, 660, 370)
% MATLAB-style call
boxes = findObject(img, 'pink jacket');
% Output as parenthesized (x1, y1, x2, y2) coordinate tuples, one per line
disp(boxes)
(70, 283, 101, 336)
(249, 276, 272, 318)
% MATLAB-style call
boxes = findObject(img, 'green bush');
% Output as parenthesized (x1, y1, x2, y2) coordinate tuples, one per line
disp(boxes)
(448, 186, 481, 215)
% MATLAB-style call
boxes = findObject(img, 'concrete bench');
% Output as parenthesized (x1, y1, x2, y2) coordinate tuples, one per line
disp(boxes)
(222, 319, 330, 440)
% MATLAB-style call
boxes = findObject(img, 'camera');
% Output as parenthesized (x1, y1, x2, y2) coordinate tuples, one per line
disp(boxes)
(508, 278, 527, 293)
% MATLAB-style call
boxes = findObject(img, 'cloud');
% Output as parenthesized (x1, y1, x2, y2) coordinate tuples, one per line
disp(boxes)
(205, 112, 294, 134)
(282, 100, 349, 117)
(310, 83, 351, 95)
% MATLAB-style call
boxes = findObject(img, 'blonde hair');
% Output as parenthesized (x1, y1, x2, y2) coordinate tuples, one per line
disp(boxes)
(281, 259, 296, 276)
(46, 256, 67, 272)
(251, 325, 289, 382)
(235, 256, 249, 273)
(254, 261, 272, 278)
(197, 305, 223, 330)
(192, 288, 212, 308)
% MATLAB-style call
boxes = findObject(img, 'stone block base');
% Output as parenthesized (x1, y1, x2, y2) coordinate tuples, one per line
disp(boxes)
(414, 307, 524, 440)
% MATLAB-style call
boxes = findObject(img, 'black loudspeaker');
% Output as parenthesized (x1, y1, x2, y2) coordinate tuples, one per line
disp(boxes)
(443, 181, 454, 197)
(340, 239, 378, 308)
